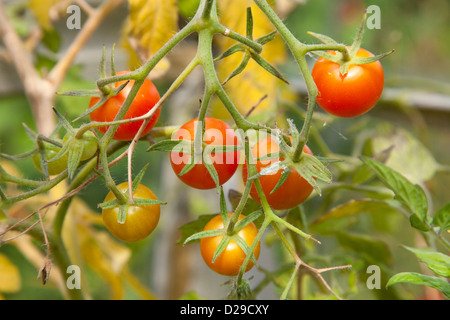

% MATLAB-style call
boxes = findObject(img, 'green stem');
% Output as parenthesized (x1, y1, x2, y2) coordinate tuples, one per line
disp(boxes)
(253, 0, 337, 163)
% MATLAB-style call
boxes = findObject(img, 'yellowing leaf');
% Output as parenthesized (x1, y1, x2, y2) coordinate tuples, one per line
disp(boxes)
(64, 197, 131, 299)
(0, 253, 21, 293)
(212, 0, 290, 119)
(122, 0, 179, 78)
(28, 0, 61, 30)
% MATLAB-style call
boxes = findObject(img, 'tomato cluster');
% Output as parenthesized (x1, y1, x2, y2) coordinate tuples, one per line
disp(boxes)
(92, 47, 386, 276)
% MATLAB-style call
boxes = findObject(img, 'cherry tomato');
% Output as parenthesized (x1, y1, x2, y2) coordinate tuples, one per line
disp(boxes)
(62, 130, 98, 161)
(311, 48, 384, 117)
(200, 213, 261, 276)
(89, 71, 161, 141)
(170, 117, 240, 190)
(242, 136, 314, 210)
(32, 144, 68, 176)
(102, 182, 160, 242)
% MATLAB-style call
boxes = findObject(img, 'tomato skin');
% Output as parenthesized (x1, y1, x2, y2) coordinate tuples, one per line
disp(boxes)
(170, 117, 240, 190)
(32, 145, 68, 176)
(200, 213, 261, 276)
(89, 71, 161, 141)
(102, 182, 160, 242)
(242, 136, 314, 210)
(311, 48, 384, 117)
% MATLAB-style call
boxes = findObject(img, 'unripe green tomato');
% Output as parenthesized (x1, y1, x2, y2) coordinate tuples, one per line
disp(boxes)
(32, 145, 68, 175)
(63, 130, 98, 161)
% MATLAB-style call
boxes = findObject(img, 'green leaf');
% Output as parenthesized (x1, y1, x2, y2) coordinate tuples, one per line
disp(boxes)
(360, 156, 428, 224)
(336, 232, 391, 266)
(433, 203, 450, 232)
(386, 272, 450, 298)
(370, 128, 438, 184)
(409, 213, 430, 232)
(310, 199, 401, 234)
(177, 214, 217, 245)
(403, 246, 450, 278)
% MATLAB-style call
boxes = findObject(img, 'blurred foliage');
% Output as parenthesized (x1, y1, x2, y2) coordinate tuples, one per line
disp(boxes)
(0, 0, 449, 300)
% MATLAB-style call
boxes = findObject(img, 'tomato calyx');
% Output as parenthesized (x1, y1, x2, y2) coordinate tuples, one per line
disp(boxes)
(147, 118, 242, 191)
(183, 188, 262, 266)
(307, 10, 394, 76)
(98, 164, 166, 224)
(52, 108, 99, 179)
(246, 120, 334, 196)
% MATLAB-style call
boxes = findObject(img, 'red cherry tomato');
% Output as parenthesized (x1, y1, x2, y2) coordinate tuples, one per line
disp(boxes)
(200, 213, 261, 276)
(170, 117, 240, 190)
(242, 136, 314, 210)
(89, 71, 161, 141)
(311, 48, 384, 117)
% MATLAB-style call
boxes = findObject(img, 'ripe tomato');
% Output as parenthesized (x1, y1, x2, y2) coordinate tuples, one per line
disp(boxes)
(311, 48, 384, 117)
(170, 117, 240, 190)
(242, 136, 314, 210)
(102, 182, 160, 242)
(32, 144, 68, 176)
(200, 213, 261, 276)
(89, 71, 161, 141)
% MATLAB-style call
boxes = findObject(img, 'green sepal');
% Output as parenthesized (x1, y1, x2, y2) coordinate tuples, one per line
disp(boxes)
(306, 31, 339, 45)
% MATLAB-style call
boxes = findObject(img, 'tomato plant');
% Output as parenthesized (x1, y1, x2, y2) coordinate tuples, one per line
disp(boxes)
(200, 213, 261, 276)
(242, 136, 314, 210)
(311, 48, 384, 118)
(102, 182, 161, 242)
(169, 117, 240, 190)
(89, 70, 161, 141)
(7, 0, 449, 304)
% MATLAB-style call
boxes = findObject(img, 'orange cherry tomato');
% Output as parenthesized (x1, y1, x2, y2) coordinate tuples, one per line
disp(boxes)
(200, 213, 261, 276)
(242, 136, 314, 210)
(102, 182, 160, 242)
